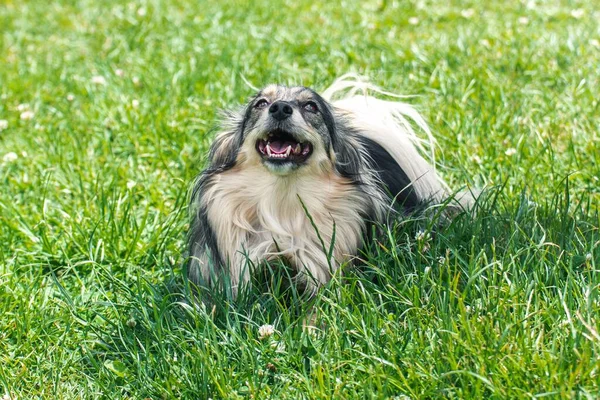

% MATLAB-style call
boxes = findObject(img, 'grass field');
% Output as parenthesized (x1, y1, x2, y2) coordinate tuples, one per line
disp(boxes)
(1, 0, 599, 398)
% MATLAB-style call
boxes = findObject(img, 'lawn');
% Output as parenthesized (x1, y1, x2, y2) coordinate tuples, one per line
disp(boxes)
(1, 0, 599, 398)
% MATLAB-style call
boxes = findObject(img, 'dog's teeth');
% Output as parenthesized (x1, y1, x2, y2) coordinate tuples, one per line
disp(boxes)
(266, 145, 272, 156)
(285, 146, 292, 157)
(294, 143, 301, 155)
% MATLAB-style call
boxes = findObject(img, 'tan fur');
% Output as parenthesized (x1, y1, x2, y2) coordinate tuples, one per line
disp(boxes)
(201, 160, 372, 294)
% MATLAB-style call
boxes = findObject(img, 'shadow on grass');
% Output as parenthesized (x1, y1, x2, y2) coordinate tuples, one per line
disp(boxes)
(52, 181, 599, 398)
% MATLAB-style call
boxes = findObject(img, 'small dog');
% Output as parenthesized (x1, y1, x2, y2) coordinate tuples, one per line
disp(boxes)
(188, 75, 472, 298)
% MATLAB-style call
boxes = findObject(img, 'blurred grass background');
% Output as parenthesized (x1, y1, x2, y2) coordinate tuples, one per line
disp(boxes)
(0, 0, 599, 398)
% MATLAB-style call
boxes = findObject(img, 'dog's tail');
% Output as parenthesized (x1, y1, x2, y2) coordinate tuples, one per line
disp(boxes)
(323, 74, 474, 211)
(322, 73, 436, 163)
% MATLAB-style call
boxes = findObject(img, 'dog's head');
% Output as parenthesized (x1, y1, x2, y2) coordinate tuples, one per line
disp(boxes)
(210, 85, 352, 176)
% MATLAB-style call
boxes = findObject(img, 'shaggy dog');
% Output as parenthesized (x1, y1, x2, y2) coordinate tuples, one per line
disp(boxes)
(187, 75, 472, 298)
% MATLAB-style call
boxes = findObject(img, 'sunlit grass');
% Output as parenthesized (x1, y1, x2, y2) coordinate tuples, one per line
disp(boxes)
(0, 0, 599, 398)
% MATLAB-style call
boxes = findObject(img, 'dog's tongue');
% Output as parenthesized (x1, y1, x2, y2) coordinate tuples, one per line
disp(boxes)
(268, 139, 294, 154)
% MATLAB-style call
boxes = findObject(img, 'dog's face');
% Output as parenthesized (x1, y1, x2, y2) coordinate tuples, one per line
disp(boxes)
(237, 85, 337, 175)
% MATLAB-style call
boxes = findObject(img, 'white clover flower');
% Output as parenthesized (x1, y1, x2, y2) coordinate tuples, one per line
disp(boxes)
(126, 180, 137, 189)
(586, 253, 593, 262)
(518, 16, 530, 25)
(115, 68, 125, 77)
(408, 17, 419, 25)
(20, 111, 34, 120)
(67, 94, 75, 101)
(505, 148, 517, 156)
(132, 76, 141, 86)
(258, 324, 275, 340)
(570, 9, 585, 19)
(0, 120, 8, 131)
(16, 103, 29, 112)
(91, 75, 107, 85)
(3, 152, 18, 162)
(132, 99, 140, 108)
(137, 7, 147, 16)
(415, 229, 430, 242)
(461, 9, 475, 18)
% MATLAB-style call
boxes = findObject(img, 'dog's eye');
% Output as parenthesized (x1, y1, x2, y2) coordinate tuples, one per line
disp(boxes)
(255, 99, 269, 109)
(303, 101, 319, 113)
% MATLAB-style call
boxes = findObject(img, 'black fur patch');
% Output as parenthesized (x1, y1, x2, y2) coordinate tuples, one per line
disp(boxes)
(187, 172, 223, 284)
(358, 136, 421, 210)
(333, 138, 364, 184)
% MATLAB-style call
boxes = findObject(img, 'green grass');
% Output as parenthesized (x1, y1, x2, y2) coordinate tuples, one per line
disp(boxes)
(1, 0, 599, 398)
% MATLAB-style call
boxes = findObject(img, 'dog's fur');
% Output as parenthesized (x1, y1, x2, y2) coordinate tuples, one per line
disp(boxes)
(188, 75, 472, 297)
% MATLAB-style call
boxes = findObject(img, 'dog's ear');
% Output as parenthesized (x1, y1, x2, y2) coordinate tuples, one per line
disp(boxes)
(308, 95, 365, 182)
(330, 110, 364, 182)
(208, 109, 245, 168)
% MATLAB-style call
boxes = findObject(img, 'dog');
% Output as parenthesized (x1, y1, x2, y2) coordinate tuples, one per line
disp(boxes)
(187, 75, 472, 298)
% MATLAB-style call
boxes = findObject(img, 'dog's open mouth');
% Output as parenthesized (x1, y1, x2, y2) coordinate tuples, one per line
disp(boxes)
(256, 130, 312, 163)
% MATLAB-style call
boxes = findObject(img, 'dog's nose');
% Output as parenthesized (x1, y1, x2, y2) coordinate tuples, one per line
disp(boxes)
(269, 101, 293, 121)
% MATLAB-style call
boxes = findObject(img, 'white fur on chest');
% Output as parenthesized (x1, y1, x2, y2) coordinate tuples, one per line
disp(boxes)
(202, 165, 370, 289)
